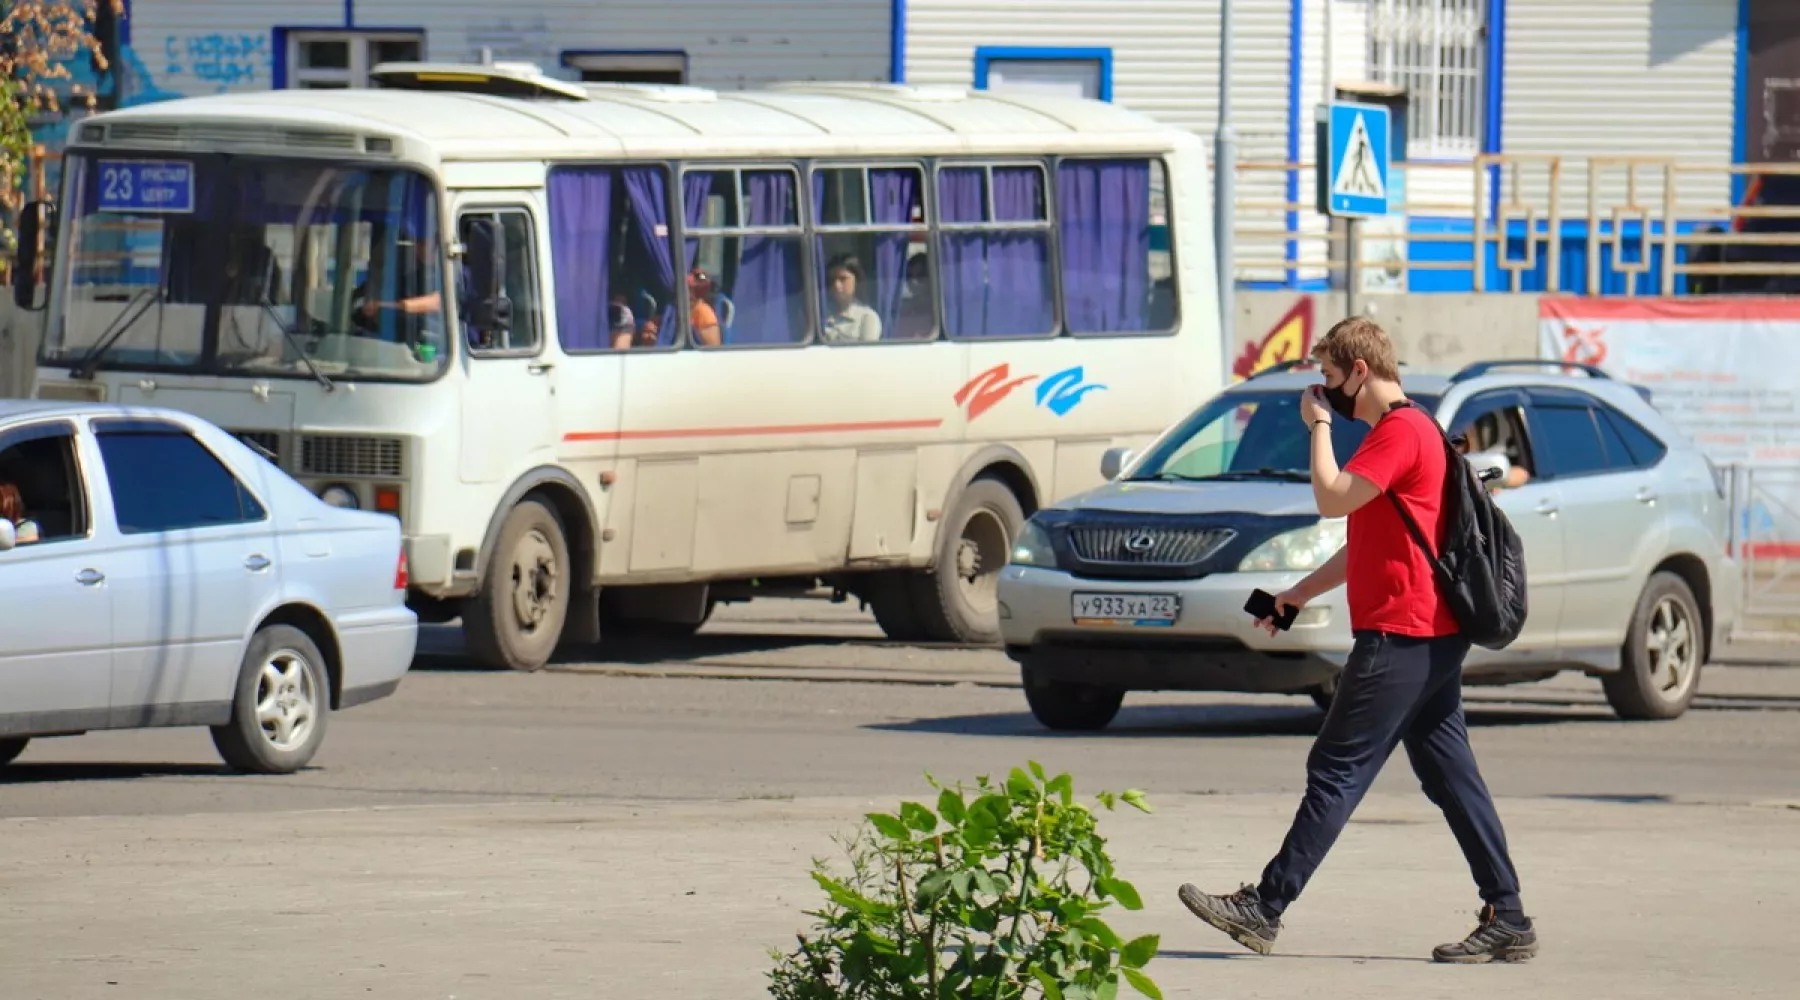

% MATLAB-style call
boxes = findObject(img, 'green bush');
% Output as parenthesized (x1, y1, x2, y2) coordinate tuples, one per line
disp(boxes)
(768, 762, 1162, 1000)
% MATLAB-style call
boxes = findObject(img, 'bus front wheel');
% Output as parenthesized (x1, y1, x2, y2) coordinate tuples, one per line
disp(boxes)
(464, 499, 570, 671)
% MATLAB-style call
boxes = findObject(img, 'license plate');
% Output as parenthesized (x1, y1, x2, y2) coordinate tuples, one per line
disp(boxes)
(1071, 592, 1179, 627)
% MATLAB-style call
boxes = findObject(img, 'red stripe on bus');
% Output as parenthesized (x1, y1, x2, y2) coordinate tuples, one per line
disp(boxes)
(563, 418, 945, 442)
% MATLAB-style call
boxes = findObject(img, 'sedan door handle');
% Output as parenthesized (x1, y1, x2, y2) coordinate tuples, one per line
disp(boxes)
(1635, 487, 1658, 505)
(245, 554, 272, 572)
(75, 568, 105, 586)
(1535, 499, 1559, 516)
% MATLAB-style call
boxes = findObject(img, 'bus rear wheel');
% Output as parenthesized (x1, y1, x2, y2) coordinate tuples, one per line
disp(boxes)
(464, 499, 570, 671)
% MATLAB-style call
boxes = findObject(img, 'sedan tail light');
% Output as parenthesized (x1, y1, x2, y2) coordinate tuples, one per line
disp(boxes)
(394, 547, 409, 590)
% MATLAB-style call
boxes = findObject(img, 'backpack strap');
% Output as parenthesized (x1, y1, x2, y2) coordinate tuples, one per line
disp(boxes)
(1386, 490, 1440, 562)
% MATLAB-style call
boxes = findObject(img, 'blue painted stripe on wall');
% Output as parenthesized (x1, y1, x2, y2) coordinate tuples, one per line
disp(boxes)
(1285, 0, 1303, 287)
(345, 0, 356, 29)
(891, 0, 906, 83)
(1483, 0, 1507, 220)
(1732, 0, 1749, 204)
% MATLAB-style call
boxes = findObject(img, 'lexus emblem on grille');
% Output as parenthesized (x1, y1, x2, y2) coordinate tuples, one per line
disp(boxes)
(1122, 531, 1157, 554)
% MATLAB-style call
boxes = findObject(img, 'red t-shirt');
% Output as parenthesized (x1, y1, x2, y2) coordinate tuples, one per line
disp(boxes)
(1341, 406, 1459, 638)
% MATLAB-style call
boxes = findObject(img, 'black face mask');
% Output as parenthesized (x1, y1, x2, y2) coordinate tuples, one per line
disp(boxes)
(1322, 371, 1363, 421)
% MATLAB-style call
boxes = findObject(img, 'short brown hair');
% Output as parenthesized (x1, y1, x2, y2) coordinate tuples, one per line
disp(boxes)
(0, 483, 22, 524)
(1310, 316, 1400, 381)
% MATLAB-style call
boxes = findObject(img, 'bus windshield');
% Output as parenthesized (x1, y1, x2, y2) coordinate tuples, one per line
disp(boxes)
(43, 153, 451, 383)
(1129, 388, 1443, 481)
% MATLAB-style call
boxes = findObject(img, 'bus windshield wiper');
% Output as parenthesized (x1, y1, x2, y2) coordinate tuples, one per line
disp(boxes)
(256, 294, 334, 393)
(70, 288, 157, 380)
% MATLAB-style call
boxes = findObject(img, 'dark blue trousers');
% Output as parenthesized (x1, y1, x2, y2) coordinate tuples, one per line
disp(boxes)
(1256, 630, 1524, 917)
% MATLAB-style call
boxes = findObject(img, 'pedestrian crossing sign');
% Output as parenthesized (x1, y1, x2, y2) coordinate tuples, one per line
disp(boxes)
(1325, 101, 1391, 218)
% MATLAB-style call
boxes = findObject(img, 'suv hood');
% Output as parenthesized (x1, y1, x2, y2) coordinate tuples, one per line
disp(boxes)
(1057, 479, 1321, 518)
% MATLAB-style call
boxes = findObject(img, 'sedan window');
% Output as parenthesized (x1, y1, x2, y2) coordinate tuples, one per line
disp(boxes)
(95, 427, 267, 534)
(0, 424, 89, 544)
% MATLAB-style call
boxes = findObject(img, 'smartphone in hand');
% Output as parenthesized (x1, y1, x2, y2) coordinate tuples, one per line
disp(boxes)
(1244, 588, 1300, 631)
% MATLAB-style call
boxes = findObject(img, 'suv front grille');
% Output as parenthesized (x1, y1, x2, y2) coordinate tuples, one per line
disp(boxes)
(300, 435, 404, 478)
(1069, 526, 1237, 567)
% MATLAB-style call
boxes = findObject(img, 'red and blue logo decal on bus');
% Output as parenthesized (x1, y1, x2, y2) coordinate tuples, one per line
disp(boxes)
(954, 364, 1107, 421)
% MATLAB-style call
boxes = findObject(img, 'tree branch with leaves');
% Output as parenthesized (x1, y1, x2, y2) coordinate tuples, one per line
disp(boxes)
(2, 1, 123, 248)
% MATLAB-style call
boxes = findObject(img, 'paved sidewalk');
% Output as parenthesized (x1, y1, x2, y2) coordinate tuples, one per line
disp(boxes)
(1, 791, 1792, 999)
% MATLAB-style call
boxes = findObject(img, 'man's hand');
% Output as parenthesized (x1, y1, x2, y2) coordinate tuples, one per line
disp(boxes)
(1299, 385, 1332, 428)
(1255, 587, 1308, 637)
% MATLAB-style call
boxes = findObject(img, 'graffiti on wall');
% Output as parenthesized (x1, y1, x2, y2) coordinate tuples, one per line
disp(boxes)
(1233, 297, 1316, 381)
(163, 33, 272, 92)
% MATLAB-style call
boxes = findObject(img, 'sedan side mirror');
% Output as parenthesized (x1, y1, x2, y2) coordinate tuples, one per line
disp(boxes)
(0, 520, 15, 552)
(1100, 446, 1134, 481)
(1465, 450, 1512, 486)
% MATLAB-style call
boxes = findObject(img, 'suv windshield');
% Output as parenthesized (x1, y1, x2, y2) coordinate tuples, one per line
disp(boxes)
(43, 152, 451, 383)
(1129, 388, 1442, 481)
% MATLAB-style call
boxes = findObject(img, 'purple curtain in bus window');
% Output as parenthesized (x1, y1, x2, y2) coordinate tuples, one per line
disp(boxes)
(549, 167, 614, 351)
(620, 167, 672, 345)
(871, 168, 918, 337)
(986, 167, 1054, 337)
(734, 171, 803, 344)
(1058, 160, 1150, 332)
(937, 167, 988, 338)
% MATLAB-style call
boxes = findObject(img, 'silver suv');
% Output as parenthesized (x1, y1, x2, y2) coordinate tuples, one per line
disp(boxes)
(997, 360, 1740, 729)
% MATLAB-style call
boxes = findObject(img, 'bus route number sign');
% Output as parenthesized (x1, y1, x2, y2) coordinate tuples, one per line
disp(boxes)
(97, 160, 195, 214)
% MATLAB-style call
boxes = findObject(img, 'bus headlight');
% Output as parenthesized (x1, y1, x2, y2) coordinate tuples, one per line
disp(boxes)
(1238, 519, 1347, 573)
(319, 484, 360, 509)
(1010, 518, 1057, 568)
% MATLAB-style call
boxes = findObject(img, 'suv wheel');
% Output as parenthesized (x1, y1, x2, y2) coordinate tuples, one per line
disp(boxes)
(1021, 663, 1124, 731)
(1603, 571, 1704, 721)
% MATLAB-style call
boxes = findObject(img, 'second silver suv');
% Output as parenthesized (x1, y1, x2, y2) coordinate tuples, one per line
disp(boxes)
(997, 360, 1740, 729)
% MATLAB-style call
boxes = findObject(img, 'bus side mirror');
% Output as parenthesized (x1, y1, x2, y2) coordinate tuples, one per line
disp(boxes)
(461, 217, 511, 333)
(11, 201, 53, 311)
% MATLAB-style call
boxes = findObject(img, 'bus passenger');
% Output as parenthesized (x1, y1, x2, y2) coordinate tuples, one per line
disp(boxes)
(687, 268, 723, 347)
(822, 253, 881, 343)
(893, 252, 935, 340)
(609, 296, 638, 350)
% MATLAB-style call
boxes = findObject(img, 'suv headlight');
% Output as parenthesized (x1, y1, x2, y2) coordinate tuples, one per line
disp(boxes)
(1010, 518, 1057, 568)
(1238, 519, 1347, 573)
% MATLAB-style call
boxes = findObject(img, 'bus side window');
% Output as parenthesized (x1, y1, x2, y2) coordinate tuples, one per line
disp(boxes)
(935, 163, 1056, 340)
(459, 208, 543, 355)
(1057, 157, 1180, 337)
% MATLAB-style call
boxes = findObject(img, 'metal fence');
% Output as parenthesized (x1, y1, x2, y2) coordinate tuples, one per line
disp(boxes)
(1725, 464, 1800, 642)
(1231, 157, 1800, 297)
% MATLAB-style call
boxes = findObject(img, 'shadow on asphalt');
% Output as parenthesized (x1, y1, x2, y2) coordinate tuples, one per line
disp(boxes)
(870, 702, 1612, 740)
(411, 624, 930, 671)
(0, 761, 235, 784)
(1157, 948, 1430, 964)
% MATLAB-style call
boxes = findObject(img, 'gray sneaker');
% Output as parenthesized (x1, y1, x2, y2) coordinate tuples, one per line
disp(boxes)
(1176, 883, 1280, 955)
(1432, 905, 1539, 964)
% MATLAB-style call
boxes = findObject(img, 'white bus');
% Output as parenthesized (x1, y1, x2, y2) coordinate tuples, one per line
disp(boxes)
(13, 63, 1223, 671)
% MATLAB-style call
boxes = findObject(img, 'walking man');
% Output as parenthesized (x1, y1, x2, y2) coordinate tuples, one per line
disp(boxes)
(1177, 317, 1538, 964)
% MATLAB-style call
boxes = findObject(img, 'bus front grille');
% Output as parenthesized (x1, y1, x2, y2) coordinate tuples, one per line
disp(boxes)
(300, 435, 405, 478)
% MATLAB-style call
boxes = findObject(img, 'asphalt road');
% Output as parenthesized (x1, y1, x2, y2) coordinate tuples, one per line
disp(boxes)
(4, 600, 1798, 819)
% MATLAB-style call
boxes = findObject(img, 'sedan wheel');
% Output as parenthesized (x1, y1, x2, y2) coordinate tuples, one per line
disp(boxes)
(211, 624, 332, 774)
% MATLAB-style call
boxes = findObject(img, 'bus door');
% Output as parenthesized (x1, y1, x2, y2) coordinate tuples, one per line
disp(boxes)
(455, 196, 560, 485)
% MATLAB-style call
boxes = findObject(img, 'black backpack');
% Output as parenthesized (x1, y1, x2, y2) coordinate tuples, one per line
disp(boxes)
(1383, 403, 1529, 650)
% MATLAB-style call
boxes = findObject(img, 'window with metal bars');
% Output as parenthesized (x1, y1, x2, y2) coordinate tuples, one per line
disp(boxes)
(1366, 0, 1488, 159)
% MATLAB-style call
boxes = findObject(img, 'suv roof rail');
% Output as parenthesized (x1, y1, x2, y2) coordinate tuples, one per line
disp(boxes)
(1449, 359, 1611, 383)
(1246, 359, 1316, 379)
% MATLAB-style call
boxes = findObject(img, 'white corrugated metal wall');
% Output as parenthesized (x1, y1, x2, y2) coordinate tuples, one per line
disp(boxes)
(124, 1, 891, 98)
(1503, 0, 1738, 218)
(904, 0, 1298, 284)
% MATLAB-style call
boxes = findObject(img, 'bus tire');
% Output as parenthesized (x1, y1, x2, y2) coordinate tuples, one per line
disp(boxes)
(909, 476, 1023, 645)
(865, 572, 931, 643)
(464, 499, 570, 671)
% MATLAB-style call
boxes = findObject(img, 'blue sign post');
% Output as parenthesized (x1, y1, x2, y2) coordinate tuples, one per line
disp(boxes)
(1324, 102, 1390, 218)
(96, 160, 195, 214)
